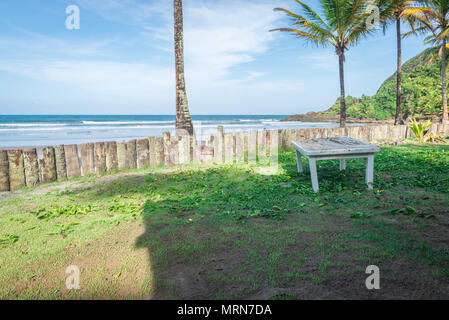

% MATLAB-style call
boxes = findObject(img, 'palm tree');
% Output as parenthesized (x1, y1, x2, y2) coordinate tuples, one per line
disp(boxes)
(378, 1, 417, 125)
(174, 0, 194, 135)
(403, 0, 449, 123)
(270, 0, 374, 127)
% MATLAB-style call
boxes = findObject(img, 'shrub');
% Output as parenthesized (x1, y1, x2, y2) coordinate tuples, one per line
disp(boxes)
(409, 118, 433, 143)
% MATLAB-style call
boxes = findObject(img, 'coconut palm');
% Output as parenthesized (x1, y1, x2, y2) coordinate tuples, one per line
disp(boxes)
(270, 0, 375, 127)
(378, 0, 417, 125)
(174, 0, 194, 135)
(403, 0, 449, 123)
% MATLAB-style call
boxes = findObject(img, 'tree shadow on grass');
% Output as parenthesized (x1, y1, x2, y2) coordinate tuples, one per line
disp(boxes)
(130, 145, 449, 299)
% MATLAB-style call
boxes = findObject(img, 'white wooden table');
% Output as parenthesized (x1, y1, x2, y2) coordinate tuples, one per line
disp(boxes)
(291, 137, 380, 192)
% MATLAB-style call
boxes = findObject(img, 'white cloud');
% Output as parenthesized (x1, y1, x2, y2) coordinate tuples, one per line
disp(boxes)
(0, 36, 116, 59)
(0, 60, 172, 96)
(76, 0, 286, 82)
(0, 0, 302, 114)
(300, 52, 339, 72)
(184, 1, 280, 80)
(75, 0, 171, 27)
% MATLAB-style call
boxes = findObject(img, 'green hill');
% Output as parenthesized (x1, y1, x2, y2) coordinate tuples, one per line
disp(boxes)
(326, 47, 448, 120)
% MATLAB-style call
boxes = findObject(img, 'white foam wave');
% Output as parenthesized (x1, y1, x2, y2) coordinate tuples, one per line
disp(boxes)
(82, 121, 174, 125)
(238, 119, 275, 122)
(0, 125, 178, 132)
(0, 123, 70, 127)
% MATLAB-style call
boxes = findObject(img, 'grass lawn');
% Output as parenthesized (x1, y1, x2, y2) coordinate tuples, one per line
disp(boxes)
(1, 143, 449, 300)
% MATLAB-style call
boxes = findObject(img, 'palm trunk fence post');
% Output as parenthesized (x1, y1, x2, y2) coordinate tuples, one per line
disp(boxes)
(127, 139, 138, 169)
(105, 142, 118, 172)
(154, 137, 165, 166)
(395, 16, 403, 125)
(178, 134, 190, 164)
(94, 142, 106, 173)
(117, 142, 129, 170)
(7, 150, 25, 191)
(148, 137, 157, 167)
(137, 139, 149, 169)
(163, 132, 172, 166)
(54, 145, 68, 181)
(64, 145, 81, 178)
(339, 52, 346, 128)
(174, 0, 194, 136)
(79, 143, 95, 175)
(248, 130, 257, 164)
(213, 126, 225, 164)
(235, 132, 245, 164)
(40, 147, 57, 183)
(23, 148, 39, 187)
(0, 151, 10, 191)
(442, 37, 448, 122)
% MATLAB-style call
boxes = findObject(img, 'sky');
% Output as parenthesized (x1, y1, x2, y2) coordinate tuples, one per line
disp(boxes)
(0, 0, 429, 115)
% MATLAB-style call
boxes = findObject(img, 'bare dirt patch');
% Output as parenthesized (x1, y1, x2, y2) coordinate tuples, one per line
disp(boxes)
(144, 211, 449, 300)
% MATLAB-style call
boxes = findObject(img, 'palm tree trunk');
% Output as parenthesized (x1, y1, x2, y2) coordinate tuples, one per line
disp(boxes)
(442, 37, 448, 123)
(174, 0, 194, 135)
(339, 53, 346, 128)
(395, 16, 403, 125)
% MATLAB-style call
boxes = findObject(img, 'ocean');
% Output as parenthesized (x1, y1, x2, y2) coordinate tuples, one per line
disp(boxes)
(0, 115, 349, 148)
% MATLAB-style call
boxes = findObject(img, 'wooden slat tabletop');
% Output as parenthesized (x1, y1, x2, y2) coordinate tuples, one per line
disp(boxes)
(291, 137, 380, 156)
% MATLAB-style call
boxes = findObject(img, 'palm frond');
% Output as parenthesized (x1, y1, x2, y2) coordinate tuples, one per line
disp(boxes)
(272, 0, 376, 52)
(295, 0, 331, 31)
(269, 27, 334, 46)
(402, 25, 428, 37)
(273, 7, 336, 43)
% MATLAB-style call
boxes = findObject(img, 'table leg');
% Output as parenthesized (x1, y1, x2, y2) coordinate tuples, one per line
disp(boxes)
(339, 159, 346, 171)
(366, 155, 374, 190)
(296, 151, 303, 173)
(309, 158, 319, 192)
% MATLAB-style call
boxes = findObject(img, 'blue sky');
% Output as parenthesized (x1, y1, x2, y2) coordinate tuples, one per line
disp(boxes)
(0, 0, 429, 115)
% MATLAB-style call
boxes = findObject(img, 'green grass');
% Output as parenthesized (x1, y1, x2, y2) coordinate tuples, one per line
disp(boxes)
(0, 143, 448, 299)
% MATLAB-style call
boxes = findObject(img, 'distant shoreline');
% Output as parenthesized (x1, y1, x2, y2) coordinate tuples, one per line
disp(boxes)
(281, 112, 394, 124)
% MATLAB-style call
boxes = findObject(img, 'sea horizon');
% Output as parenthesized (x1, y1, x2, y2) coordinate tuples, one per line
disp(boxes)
(0, 114, 356, 148)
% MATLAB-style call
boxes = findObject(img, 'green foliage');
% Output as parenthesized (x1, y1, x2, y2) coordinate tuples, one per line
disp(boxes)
(108, 200, 140, 215)
(350, 212, 372, 219)
(424, 133, 447, 143)
(48, 222, 80, 236)
(0, 234, 19, 247)
(409, 118, 433, 143)
(32, 205, 93, 220)
(327, 47, 448, 119)
(374, 145, 449, 192)
(142, 167, 301, 221)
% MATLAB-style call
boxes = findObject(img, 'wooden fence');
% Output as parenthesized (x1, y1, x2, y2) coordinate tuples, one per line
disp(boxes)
(0, 124, 448, 192)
